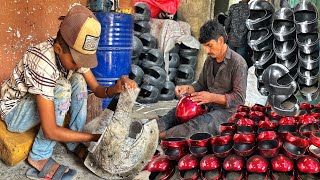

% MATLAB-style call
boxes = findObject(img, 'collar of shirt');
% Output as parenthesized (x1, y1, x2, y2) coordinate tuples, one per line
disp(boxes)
(219, 46, 232, 65)
(55, 53, 69, 78)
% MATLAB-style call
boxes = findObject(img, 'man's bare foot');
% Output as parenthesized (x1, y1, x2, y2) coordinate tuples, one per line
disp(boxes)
(71, 143, 88, 162)
(28, 157, 68, 178)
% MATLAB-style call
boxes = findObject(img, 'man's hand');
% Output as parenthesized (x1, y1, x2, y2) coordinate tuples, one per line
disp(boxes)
(190, 91, 214, 105)
(114, 76, 137, 93)
(175, 85, 195, 98)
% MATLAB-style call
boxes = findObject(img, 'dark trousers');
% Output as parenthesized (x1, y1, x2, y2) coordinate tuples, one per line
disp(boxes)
(157, 107, 233, 138)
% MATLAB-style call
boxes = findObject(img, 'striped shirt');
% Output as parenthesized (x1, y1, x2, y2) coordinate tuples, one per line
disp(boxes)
(0, 37, 89, 118)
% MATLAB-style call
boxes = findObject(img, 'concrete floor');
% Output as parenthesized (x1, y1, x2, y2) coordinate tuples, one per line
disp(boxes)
(0, 100, 178, 180)
(0, 67, 265, 180)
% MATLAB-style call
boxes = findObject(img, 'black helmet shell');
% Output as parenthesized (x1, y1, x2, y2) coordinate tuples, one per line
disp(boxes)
(134, 2, 151, 21)
(262, 63, 297, 95)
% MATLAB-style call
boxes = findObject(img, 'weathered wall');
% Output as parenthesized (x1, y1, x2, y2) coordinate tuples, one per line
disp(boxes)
(0, 0, 87, 84)
(177, 0, 215, 79)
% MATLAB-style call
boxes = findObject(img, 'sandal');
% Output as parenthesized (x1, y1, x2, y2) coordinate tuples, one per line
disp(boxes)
(26, 157, 77, 180)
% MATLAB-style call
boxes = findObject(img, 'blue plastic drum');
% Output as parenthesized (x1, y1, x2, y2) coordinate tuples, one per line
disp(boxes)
(92, 13, 133, 108)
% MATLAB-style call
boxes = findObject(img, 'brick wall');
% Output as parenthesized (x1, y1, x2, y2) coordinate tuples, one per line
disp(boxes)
(0, 0, 87, 84)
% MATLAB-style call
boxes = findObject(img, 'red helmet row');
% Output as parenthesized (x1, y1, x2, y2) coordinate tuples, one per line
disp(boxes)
(146, 154, 320, 179)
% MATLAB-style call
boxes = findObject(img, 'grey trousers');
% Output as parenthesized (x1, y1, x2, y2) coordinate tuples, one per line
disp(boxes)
(157, 107, 233, 138)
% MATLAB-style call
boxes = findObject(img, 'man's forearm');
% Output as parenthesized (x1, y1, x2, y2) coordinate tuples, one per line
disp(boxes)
(211, 93, 227, 105)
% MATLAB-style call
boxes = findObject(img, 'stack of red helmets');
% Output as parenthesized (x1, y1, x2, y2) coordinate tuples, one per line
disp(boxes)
(146, 102, 320, 179)
(257, 131, 281, 158)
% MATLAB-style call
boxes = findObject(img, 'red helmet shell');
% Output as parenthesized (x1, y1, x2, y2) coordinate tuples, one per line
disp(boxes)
(237, 105, 250, 113)
(237, 118, 255, 127)
(178, 154, 199, 171)
(148, 156, 173, 172)
(297, 156, 320, 174)
(300, 102, 314, 110)
(298, 115, 317, 125)
(200, 154, 220, 171)
(176, 95, 205, 123)
(271, 154, 294, 172)
(247, 155, 269, 173)
(258, 119, 277, 129)
(258, 131, 278, 141)
(279, 117, 296, 126)
(223, 154, 245, 171)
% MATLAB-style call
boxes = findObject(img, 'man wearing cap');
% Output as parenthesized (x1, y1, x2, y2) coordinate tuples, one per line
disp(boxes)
(0, 4, 136, 180)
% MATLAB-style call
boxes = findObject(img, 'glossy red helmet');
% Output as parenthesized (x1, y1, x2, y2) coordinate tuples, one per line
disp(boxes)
(298, 115, 317, 125)
(278, 117, 296, 126)
(200, 154, 220, 171)
(237, 118, 255, 127)
(247, 155, 269, 173)
(269, 111, 282, 119)
(249, 110, 265, 119)
(285, 132, 309, 148)
(237, 105, 250, 113)
(233, 111, 248, 119)
(148, 156, 173, 172)
(223, 154, 245, 171)
(176, 95, 205, 123)
(271, 154, 294, 172)
(251, 104, 266, 112)
(300, 102, 314, 112)
(310, 131, 320, 148)
(258, 131, 278, 141)
(297, 156, 320, 174)
(258, 119, 276, 129)
(233, 133, 255, 144)
(178, 154, 199, 171)
(148, 156, 175, 180)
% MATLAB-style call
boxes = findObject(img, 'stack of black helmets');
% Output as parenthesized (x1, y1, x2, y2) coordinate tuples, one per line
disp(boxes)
(246, 0, 275, 96)
(174, 42, 199, 86)
(272, 7, 298, 81)
(130, 2, 176, 103)
(294, 0, 320, 102)
(133, 2, 151, 38)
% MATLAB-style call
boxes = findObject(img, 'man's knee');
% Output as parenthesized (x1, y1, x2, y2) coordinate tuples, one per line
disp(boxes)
(54, 78, 71, 116)
(55, 77, 72, 98)
(69, 73, 88, 101)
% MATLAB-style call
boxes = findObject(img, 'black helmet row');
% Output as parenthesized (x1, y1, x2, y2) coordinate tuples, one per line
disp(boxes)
(248, 29, 273, 51)
(246, 0, 275, 30)
(271, 7, 298, 83)
(271, 8, 296, 42)
(247, 0, 275, 96)
(293, 1, 319, 102)
(293, 0, 318, 33)
(133, 2, 151, 37)
(131, 64, 176, 103)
